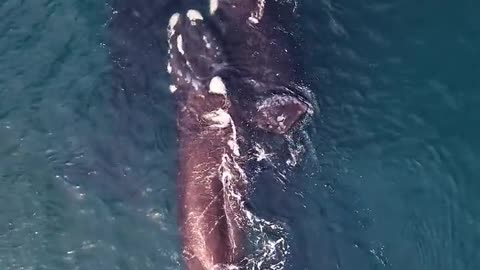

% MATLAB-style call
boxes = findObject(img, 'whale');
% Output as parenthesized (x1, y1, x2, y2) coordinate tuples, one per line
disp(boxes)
(166, 1, 314, 269)
(208, 0, 313, 135)
(167, 10, 249, 270)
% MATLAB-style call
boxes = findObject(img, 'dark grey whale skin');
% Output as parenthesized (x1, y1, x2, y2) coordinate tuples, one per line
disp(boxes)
(167, 1, 315, 270)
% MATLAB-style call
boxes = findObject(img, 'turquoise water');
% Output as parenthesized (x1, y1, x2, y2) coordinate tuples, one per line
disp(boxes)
(1, 0, 479, 269)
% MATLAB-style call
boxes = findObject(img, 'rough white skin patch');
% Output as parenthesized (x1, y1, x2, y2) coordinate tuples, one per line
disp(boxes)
(203, 109, 231, 128)
(186, 9, 203, 22)
(168, 13, 180, 36)
(177, 35, 185, 55)
(210, 0, 218, 14)
(209, 76, 227, 95)
(248, 17, 259, 24)
(191, 78, 202, 91)
(249, 0, 266, 24)
(169, 84, 177, 93)
(166, 62, 172, 74)
(203, 107, 240, 155)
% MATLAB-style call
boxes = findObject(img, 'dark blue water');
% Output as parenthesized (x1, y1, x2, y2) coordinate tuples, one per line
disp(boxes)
(1, 0, 479, 269)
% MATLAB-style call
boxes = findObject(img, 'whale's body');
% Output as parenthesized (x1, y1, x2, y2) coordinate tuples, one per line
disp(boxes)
(166, 1, 314, 269)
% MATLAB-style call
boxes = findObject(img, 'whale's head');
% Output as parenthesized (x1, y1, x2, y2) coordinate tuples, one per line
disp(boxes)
(167, 10, 237, 137)
(167, 10, 227, 93)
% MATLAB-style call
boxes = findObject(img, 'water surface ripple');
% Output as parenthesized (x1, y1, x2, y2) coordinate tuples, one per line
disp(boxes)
(1, 0, 479, 270)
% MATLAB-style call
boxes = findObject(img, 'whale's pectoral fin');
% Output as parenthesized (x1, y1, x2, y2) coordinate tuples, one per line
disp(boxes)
(252, 95, 312, 135)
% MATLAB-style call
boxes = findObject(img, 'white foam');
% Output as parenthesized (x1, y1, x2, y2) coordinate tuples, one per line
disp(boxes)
(254, 143, 271, 161)
(209, 76, 227, 95)
(169, 84, 177, 93)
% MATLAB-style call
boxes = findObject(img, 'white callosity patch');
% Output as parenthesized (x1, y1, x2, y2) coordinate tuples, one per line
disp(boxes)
(186, 9, 203, 25)
(167, 13, 180, 77)
(210, 0, 219, 14)
(177, 35, 185, 55)
(209, 76, 227, 95)
(249, 0, 266, 24)
(168, 13, 180, 37)
(169, 85, 177, 93)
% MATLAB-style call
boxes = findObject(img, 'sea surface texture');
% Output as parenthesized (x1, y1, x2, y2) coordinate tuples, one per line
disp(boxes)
(1, 0, 479, 269)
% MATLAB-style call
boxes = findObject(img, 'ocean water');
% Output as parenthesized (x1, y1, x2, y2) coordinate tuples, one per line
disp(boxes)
(1, 0, 479, 270)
